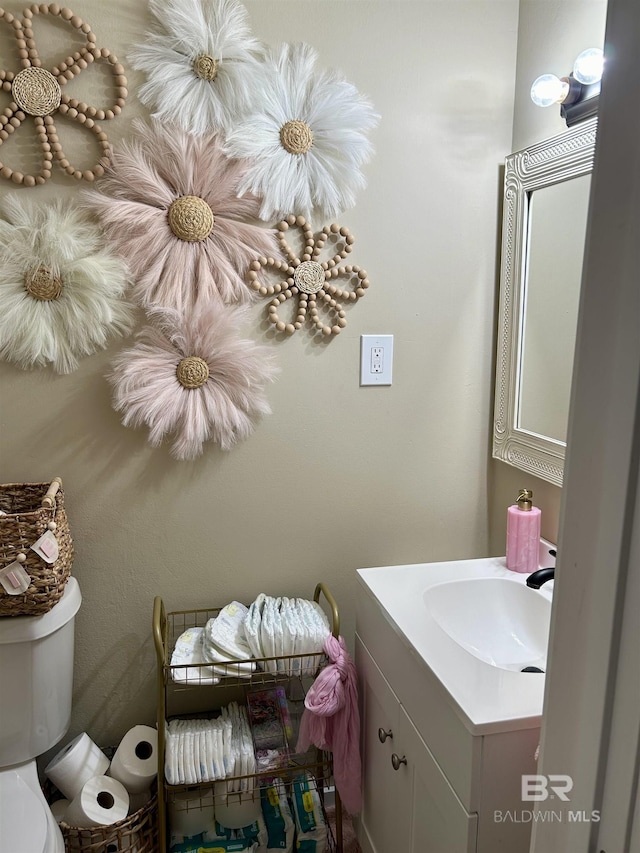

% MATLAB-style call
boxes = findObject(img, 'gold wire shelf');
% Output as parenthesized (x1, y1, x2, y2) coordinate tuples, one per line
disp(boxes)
(153, 583, 342, 852)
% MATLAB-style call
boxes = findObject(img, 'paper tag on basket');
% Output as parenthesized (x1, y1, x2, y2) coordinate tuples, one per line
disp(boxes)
(31, 530, 59, 563)
(0, 562, 31, 595)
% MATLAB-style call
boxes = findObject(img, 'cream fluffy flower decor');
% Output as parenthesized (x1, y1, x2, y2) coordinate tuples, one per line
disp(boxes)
(223, 42, 380, 221)
(0, 194, 134, 373)
(86, 119, 279, 312)
(128, 0, 264, 135)
(109, 304, 278, 459)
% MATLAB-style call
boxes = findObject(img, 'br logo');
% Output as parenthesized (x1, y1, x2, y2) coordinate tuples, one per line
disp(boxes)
(521, 775, 573, 801)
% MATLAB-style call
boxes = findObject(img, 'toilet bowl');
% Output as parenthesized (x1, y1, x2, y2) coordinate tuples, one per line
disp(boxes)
(0, 577, 81, 853)
(0, 760, 64, 853)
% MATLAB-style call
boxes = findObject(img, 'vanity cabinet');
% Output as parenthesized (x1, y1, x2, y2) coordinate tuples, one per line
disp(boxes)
(356, 578, 541, 853)
(357, 637, 477, 853)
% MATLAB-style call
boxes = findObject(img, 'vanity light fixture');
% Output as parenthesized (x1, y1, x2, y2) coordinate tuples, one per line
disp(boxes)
(530, 48, 604, 126)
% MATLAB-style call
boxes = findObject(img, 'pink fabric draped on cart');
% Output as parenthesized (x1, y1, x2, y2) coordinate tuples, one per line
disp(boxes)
(296, 634, 362, 815)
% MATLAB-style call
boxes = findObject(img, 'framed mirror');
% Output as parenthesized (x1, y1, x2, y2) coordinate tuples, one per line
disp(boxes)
(492, 117, 597, 486)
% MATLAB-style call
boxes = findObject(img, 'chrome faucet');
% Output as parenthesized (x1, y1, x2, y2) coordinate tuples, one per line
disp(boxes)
(526, 567, 555, 589)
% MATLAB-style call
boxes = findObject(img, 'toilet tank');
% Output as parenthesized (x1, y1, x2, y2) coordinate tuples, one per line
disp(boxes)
(0, 578, 81, 766)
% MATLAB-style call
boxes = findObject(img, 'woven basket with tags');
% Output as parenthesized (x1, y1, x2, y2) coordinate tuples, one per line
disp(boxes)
(0, 479, 74, 616)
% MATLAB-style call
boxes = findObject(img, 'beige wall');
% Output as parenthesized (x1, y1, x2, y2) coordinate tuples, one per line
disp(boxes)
(489, 0, 607, 554)
(0, 1, 519, 746)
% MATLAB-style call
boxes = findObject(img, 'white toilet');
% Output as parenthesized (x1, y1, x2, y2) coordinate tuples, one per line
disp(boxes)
(0, 577, 81, 853)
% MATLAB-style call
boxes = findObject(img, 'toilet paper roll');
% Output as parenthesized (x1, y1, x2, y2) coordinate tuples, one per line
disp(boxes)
(65, 775, 130, 828)
(168, 787, 216, 838)
(108, 725, 158, 794)
(50, 799, 70, 824)
(44, 732, 110, 800)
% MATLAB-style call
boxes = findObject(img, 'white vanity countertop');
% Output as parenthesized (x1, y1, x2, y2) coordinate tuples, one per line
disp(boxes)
(357, 557, 554, 735)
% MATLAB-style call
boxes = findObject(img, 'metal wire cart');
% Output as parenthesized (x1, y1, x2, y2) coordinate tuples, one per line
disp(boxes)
(153, 583, 343, 852)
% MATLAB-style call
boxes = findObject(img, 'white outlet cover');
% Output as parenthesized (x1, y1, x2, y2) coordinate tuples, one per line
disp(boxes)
(360, 335, 393, 385)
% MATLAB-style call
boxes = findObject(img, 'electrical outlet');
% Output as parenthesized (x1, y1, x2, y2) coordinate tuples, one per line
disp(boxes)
(360, 335, 393, 385)
(371, 347, 384, 373)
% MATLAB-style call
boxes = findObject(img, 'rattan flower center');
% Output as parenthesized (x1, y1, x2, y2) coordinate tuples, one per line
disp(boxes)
(11, 67, 62, 117)
(294, 261, 325, 294)
(193, 54, 218, 81)
(24, 266, 63, 301)
(168, 196, 215, 242)
(280, 120, 313, 155)
(176, 356, 210, 389)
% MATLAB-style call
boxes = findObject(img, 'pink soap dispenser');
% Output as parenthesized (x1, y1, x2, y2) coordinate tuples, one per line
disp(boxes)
(506, 489, 541, 574)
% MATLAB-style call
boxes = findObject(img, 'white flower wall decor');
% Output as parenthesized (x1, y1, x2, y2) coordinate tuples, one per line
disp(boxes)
(128, 0, 265, 135)
(0, 195, 135, 373)
(223, 41, 380, 222)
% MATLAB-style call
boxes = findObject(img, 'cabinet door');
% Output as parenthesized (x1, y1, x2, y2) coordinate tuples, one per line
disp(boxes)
(397, 704, 478, 853)
(356, 635, 411, 853)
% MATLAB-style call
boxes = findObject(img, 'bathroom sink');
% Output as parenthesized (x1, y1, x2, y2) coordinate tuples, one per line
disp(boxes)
(424, 577, 551, 672)
(356, 556, 555, 733)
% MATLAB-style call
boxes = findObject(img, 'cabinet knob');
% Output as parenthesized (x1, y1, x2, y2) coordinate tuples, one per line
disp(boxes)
(391, 753, 407, 771)
(378, 728, 393, 743)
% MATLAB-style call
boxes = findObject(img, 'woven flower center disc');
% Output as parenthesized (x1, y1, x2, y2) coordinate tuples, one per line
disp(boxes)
(294, 261, 325, 294)
(193, 54, 218, 81)
(176, 356, 210, 388)
(280, 120, 314, 155)
(24, 266, 63, 300)
(11, 67, 62, 117)
(168, 196, 215, 242)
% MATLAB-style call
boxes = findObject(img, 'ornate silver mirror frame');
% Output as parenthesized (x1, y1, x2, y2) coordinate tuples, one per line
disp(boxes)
(492, 117, 597, 486)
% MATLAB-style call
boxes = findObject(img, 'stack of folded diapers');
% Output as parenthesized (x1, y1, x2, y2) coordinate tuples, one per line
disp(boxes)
(170, 595, 331, 685)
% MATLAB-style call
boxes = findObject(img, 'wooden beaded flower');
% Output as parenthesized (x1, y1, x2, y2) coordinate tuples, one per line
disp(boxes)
(223, 42, 379, 222)
(128, 0, 265, 135)
(0, 194, 135, 373)
(86, 119, 279, 313)
(0, 4, 127, 185)
(247, 215, 370, 337)
(109, 304, 278, 459)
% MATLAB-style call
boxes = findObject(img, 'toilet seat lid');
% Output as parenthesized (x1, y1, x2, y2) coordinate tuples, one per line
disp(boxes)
(0, 772, 47, 853)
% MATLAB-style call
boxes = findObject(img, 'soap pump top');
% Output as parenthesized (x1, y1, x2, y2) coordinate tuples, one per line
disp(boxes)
(517, 488, 533, 510)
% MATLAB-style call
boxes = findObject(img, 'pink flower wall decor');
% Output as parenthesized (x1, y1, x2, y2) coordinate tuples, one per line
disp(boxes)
(108, 303, 278, 460)
(86, 119, 279, 313)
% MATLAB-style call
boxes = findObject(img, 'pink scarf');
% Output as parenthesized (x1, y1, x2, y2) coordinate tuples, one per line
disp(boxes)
(296, 635, 362, 815)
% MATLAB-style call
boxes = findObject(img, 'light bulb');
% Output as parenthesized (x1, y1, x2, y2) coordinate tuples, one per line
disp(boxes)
(530, 74, 569, 108)
(573, 48, 604, 85)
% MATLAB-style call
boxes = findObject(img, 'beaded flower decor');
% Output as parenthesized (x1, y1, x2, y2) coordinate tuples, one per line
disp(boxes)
(0, 4, 127, 185)
(224, 42, 379, 222)
(0, 194, 134, 372)
(246, 215, 370, 337)
(128, 0, 264, 135)
(109, 304, 278, 459)
(86, 119, 279, 312)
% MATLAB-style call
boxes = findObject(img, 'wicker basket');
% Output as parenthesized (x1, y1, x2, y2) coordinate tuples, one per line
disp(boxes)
(58, 791, 159, 853)
(0, 479, 74, 616)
